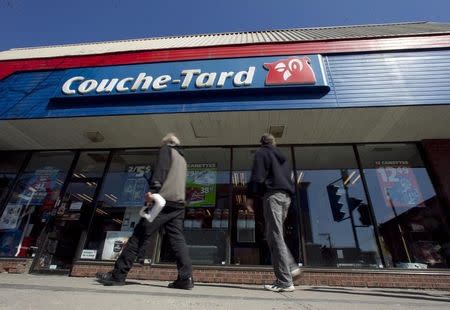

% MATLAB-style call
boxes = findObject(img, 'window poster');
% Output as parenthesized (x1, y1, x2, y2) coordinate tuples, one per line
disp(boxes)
(118, 165, 151, 207)
(121, 207, 141, 231)
(0, 204, 23, 230)
(101, 231, 133, 260)
(18, 166, 60, 205)
(186, 163, 217, 208)
(375, 160, 423, 208)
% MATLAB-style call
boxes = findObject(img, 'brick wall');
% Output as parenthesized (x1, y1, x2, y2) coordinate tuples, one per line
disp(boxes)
(71, 263, 450, 290)
(2, 258, 449, 290)
(0, 258, 32, 274)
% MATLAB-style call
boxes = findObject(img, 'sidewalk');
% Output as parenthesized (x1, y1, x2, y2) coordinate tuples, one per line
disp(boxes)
(0, 273, 448, 310)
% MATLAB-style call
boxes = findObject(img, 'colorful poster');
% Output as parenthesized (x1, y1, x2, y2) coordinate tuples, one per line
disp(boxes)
(118, 165, 151, 207)
(375, 161, 423, 208)
(0, 204, 23, 230)
(186, 163, 217, 207)
(101, 231, 133, 260)
(17, 167, 60, 206)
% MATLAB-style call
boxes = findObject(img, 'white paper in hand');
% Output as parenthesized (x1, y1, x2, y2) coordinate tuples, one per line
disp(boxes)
(139, 193, 166, 223)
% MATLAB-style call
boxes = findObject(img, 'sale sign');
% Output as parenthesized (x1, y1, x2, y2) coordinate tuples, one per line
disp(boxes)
(186, 163, 217, 207)
(375, 161, 423, 208)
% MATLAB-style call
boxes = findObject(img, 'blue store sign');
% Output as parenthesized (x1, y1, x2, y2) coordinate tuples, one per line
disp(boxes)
(54, 55, 329, 99)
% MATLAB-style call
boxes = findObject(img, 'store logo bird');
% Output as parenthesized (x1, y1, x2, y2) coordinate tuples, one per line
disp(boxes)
(263, 57, 316, 85)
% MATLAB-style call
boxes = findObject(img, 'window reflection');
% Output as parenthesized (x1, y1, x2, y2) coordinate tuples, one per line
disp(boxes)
(358, 144, 450, 269)
(295, 146, 381, 268)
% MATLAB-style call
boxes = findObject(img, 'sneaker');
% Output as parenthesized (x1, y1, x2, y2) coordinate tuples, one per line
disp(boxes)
(135, 258, 151, 267)
(291, 268, 302, 280)
(264, 283, 295, 292)
(96, 272, 125, 286)
(168, 277, 194, 290)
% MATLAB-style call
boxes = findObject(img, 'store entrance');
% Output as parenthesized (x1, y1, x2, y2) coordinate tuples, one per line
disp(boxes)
(29, 151, 109, 274)
(30, 177, 100, 274)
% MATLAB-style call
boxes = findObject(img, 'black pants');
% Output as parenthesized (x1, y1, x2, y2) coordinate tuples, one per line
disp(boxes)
(112, 205, 192, 281)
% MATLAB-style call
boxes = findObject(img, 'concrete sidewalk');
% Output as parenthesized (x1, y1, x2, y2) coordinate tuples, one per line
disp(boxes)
(0, 273, 449, 310)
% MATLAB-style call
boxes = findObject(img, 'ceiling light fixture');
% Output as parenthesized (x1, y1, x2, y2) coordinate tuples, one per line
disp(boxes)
(86, 131, 105, 143)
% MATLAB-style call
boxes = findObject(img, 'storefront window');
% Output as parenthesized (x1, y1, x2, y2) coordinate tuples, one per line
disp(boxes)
(0, 151, 74, 258)
(160, 147, 231, 265)
(294, 146, 382, 268)
(0, 152, 28, 207)
(32, 151, 109, 271)
(358, 144, 450, 269)
(230, 147, 299, 266)
(83, 149, 159, 261)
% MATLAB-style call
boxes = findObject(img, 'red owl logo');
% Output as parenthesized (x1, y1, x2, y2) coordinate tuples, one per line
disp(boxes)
(263, 57, 316, 85)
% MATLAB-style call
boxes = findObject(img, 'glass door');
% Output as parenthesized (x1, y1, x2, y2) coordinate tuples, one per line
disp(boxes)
(30, 151, 108, 273)
(0, 151, 75, 262)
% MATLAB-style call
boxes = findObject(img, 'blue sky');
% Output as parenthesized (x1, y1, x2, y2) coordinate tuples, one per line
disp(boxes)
(0, 0, 448, 51)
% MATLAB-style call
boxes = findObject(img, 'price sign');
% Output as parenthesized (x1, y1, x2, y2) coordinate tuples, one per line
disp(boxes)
(375, 161, 423, 208)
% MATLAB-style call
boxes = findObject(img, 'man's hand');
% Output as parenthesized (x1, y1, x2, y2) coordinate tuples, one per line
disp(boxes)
(144, 192, 153, 203)
(245, 198, 254, 212)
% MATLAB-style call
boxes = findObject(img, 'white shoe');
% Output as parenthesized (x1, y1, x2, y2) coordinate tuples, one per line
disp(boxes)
(291, 268, 302, 279)
(264, 283, 295, 292)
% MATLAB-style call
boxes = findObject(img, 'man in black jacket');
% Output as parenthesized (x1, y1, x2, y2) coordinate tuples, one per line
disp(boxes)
(97, 133, 193, 289)
(247, 133, 299, 292)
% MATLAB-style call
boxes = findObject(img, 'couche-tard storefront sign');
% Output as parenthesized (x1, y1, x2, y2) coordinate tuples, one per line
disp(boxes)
(56, 55, 329, 98)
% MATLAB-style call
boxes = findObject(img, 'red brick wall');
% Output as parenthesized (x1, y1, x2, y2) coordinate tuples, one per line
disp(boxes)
(0, 258, 32, 273)
(422, 140, 450, 213)
(2, 258, 449, 290)
(70, 263, 450, 290)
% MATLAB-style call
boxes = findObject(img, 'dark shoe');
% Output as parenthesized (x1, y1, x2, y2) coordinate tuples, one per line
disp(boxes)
(168, 277, 194, 290)
(96, 272, 125, 286)
(95, 271, 110, 279)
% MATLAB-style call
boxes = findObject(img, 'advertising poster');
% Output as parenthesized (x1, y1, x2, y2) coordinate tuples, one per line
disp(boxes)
(375, 161, 423, 208)
(101, 231, 133, 260)
(16, 167, 60, 206)
(186, 163, 217, 208)
(118, 165, 150, 207)
(121, 207, 141, 231)
(0, 204, 23, 230)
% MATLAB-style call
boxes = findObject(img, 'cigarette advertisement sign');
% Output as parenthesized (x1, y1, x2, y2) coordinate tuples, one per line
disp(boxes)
(101, 231, 133, 260)
(186, 163, 217, 208)
(375, 160, 423, 208)
(118, 165, 151, 207)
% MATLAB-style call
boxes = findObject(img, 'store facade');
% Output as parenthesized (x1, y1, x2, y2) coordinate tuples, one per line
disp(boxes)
(1, 22, 450, 289)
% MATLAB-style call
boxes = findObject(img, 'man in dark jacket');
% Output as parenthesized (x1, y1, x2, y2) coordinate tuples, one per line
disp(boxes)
(247, 133, 299, 292)
(97, 133, 193, 289)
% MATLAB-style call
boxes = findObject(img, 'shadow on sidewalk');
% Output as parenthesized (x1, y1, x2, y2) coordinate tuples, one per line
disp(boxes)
(134, 281, 263, 292)
(302, 286, 450, 303)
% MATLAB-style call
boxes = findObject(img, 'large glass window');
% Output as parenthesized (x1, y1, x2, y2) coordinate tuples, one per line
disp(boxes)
(0, 151, 74, 258)
(358, 144, 450, 269)
(82, 149, 159, 261)
(0, 152, 28, 207)
(160, 147, 231, 265)
(230, 147, 300, 266)
(295, 146, 382, 268)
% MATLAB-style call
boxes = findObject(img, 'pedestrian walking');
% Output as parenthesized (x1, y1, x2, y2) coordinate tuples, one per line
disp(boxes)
(97, 133, 193, 289)
(246, 133, 300, 292)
